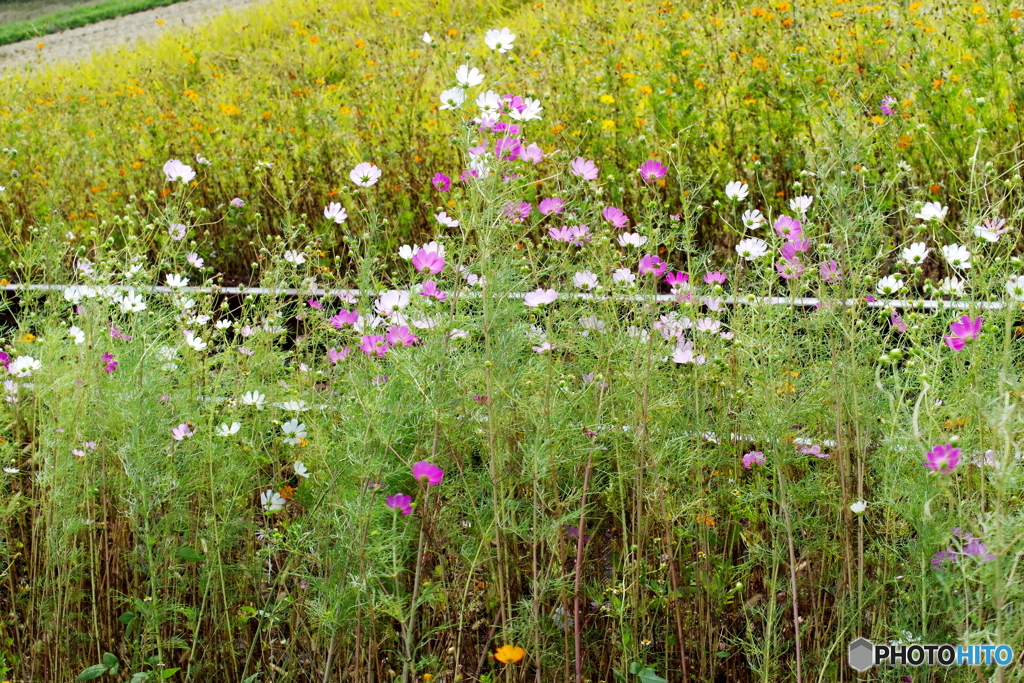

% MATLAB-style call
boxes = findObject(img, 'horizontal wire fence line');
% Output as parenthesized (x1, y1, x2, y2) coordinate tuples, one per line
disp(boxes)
(0, 282, 1014, 310)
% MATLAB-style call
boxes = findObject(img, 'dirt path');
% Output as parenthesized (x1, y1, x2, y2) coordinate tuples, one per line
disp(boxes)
(0, 0, 261, 71)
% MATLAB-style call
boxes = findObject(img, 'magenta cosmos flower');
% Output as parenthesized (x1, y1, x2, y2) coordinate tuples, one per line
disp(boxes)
(570, 157, 599, 180)
(386, 493, 413, 515)
(773, 215, 802, 239)
(880, 96, 897, 115)
(742, 451, 766, 469)
(385, 326, 420, 348)
(411, 460, 444, 485)
(925, 443, 961, 473)
(703, 271, 727, 285)
(944, 315, 982, 350)
(638, 159, 667, 182)
(412, 248, 446, 274)
(102, 353, 118, 374)
(638, 255, 667, 277)
(359, 335, 390, 357)
(432, 172, 451, 191)
(329, 309, 359, 329)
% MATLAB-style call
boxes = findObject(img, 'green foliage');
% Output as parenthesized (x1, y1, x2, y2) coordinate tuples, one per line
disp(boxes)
(0, 0, 191, 47)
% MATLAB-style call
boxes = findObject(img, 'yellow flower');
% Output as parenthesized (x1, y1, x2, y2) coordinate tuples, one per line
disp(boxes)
(601, 120, 616, 129)
(599, 94, 615, 104)
(495, 645, 526, 663)
(20, 333, 35, 343)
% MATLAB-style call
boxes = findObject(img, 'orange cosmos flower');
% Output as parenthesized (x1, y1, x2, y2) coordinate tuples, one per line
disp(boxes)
(494, 645, 526, 663)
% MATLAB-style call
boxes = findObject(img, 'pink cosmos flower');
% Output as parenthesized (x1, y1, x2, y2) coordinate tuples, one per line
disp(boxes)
(773, 215, 803, 239)
(532, 341, 555, 353)
(412, 248, 446, 274)
(880, 96, 897, 115)
(419, 280, 448, 301)
(665, 272, 689, 286)
(570, 157, 599, 180)
(102, 353, 118, 374)
(359, 335, 390, 357)
(171, 423, 193, 441)
(386, 493, 413, 515)
(494, 137, 522, 161)
(432, 173, 451, 191)
(327, 347, 351, 364)
(639, 255, 667, 277)
(798, 443, 829, 459)
(538, 197, 565, 216)
(385, 326, 420, 348)
(504, 201, 532, 222)
(329, 309, 359, 329)
(944, 315, 982, 350)
(638, 159, 667, 182)
(819, 259, 842, 283)
(925, 443, 961, 473)
(163, 159, 195, 183)
(411, 460, 444, 485)
(890, 312, 908, 333)
(230, 197, 246, 207)
(524, 288, 558, 307)
(780, 237, 810, 261)
(549, 225, 591, 245)
(703, 271, 727, 285)
(308, 298, 323, 309)
(742, 451, 766, 469)
(602, 206, 629, 228)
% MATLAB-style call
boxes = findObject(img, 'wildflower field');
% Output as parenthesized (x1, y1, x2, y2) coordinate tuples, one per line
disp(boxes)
(2, 0, 1024, 681)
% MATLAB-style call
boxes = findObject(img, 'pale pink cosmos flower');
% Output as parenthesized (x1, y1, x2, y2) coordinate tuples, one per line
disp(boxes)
(375, 290, 411, 317)
(672, 340, 705, 365)
(386, 326, 420, 347)
(703, 271, 727, 285)
(171, 423, 193, 441)
(549, 225, 590, 245)
(327, 347, 351, 364)
(612, 268, 636, 286)
(350, 162, 382, 187)
(573, 271, 599, 290)
(324, 202, 347, 224)
(168, 224, 188, 241)
(532, 341, 555, 353)
(419, 280, 447, 301)
(776, 258, 805, 279)
(617, 232, 648, 248)
(187, 253, 204, 268)
(819, 259, 842, 283)
(524, 288, 558, 307)
(521, 143, 544, 164)
(570, 157, 599, 180)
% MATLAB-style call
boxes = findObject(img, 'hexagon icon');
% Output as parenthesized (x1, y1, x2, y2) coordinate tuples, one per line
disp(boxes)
(848, 638, 875, 672)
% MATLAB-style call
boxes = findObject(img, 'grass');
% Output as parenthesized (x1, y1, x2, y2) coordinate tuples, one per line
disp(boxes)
(2, 0, 1024, 681)
(0, 0, 191, 47)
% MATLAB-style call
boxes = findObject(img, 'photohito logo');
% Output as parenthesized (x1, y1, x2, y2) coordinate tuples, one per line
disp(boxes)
(848, 638, 1014, 671)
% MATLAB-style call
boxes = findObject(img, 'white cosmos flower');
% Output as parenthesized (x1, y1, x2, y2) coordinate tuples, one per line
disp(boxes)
(612, 268, 636, 286)
(215, 319, 232, 330)
(725, 181, 749, 201)
(375, 290, 411, 316)
(8, 356, 41, 377)
(281, 419, 307, 445)
(789, 195, 813, 215)
(617, 232, 648, 248)
(1006, 275, 1024, 301)
(455, 64, 484, 88)
(260, 489, 286, 512)
(672, 340, 706, 365)
(324, 202, 347, 224)
(162, 159, 196, 183)
(915, 202, 948, 222)
(350, 162, 382, 187)
(278, 399, 308, 412)
(435, 211, 459, 227)
(849, 501, 867, 514)
(938, 276, 965, 296)
(241, 391, 266, 409)
(216, 422, 241, 437)
(876, 275, 904, 296)
(63, 285, 97, 304)
(573, 271, 599, 290)
(735, 238, 768, 261)
(184, 331, 207, 351)
(741, 209, 764, 229)
(439, 87, 466, 110)
(69, 326, 85, 345)
(902, 242, 929, 264)
(283, 251, 306, 265)
(421, 32, 432, 43)
(941, 244, 971, 269)
(508, 97, 543, 121)
(476, 90, 502, 113)
(484, 27, 516, 53)
(165, 274, 188, 288)
(294, 461, 310, 478)
(119, 289, 146, 313)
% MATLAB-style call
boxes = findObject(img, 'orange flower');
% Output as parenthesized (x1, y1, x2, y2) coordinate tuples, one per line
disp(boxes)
(494, 645, 526, 663)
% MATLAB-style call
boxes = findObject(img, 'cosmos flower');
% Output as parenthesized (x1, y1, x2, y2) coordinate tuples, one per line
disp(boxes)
(281, 419, 307, 446)
(524, 288, 558, 307)
(944, 315, 982, 350)
(163, 159, 195, 182)
(412, 248, 446, 274)
(411, 460, 444, 485)
(735, 238, 768, 261)
(432, 173, 451, 191)
(741, 209, 765, 229)
(570, 157, 599, 180)
(742, 451, 766, 469)
(639, 255, 667, 277)
(439, 87, 467, 110)
(638, 159, 667, 182)
(915, 202, 948, 222)
(386, 493, 413, 515)
(725, 181, 749, 201)
(876, 275, 904, 296)
(902, 242, 929, 264)
(171, 423, 193, 441)
(350, 162, 382, 187)
(455, 64, 484, 87)
(538, 197, 565, 216)
(573, 271, 599, 290)
(773, 215, 802, 239)
(261, 489, 286, 512)
(602, 206, 629, 228)
(940, 244, 971, 269)
(924, 443, 960, 473)
(617, 232, 648, 248)
(324, 202, 347, 224)
(484, 27, 516, 53)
